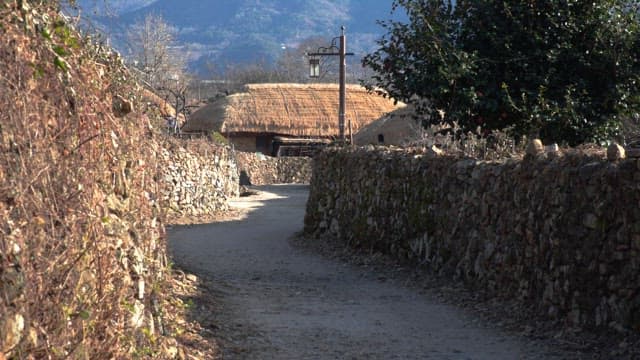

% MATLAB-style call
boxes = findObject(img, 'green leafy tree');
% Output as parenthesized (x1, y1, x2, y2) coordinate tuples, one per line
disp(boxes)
(363, 0, 640, 145)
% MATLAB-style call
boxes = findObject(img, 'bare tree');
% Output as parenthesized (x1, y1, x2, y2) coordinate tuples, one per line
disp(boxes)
(222, 37, 345, 90)
(277, 36, 340, 83)
(199, 36, 362, 99)
(224, 60, 284, 92)
(126, 12, 186, 88)
(125, 12, 190, 133)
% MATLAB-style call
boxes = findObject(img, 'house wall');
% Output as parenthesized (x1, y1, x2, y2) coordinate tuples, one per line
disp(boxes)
(229, 134, 276, 155)
(229, 135, 257, 152)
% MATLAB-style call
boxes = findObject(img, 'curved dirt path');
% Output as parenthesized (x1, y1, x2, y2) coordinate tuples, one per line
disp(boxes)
(168, 185, 569, 359)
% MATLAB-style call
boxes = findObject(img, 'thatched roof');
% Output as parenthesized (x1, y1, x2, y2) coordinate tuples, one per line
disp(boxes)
(354, 105, 425, 146)
(182, 83, 405, 137)
(142, 89, 176, 117)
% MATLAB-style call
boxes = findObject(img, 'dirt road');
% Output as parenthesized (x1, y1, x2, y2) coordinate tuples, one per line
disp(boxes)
(168, 185, 571, 359)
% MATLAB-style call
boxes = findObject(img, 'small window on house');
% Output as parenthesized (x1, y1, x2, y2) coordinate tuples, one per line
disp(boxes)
(378, 134, 385, 144)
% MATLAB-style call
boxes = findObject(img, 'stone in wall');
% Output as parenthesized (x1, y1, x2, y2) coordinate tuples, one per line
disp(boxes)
(305, 146, 640, 332)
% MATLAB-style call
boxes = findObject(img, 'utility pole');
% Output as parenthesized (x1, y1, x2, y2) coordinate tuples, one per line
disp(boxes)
(338, 26, 346, 140)
(307, 26, 354, 142)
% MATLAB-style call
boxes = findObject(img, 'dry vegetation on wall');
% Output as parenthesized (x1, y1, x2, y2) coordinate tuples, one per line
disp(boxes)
(405, 123, 527, 161)
(0, 2, 210, 358)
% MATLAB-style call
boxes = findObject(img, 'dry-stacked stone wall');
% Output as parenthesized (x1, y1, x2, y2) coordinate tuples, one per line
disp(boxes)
(235, 151, 312, 185)
(305, 146, 640, 331)
(160, 143, 239, 215)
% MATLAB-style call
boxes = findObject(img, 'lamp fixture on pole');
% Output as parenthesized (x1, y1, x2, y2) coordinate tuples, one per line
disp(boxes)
(307, 26, 354, 141)
(309, 58, 320, 78)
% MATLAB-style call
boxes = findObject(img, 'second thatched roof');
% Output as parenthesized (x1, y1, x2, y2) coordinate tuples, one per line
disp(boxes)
(182, 83, 404, 137)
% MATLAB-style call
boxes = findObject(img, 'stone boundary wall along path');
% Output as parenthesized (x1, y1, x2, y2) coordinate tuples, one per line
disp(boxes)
(235, 151, 312, 185)
(304, 146, 640, 332)
(159, 142, 239, 216)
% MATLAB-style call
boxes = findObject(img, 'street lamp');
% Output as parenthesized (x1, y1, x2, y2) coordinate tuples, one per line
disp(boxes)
(309, 58, 320, 78)
(307, 26, 354, 141)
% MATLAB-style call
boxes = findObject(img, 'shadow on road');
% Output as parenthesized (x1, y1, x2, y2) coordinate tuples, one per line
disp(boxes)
(166, 185, 310, 358)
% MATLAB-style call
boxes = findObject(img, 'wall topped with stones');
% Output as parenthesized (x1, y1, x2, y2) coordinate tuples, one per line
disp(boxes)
(159, 141, 239, 216)
(235, 151, 312, 185)
(305, 146, 640, 331)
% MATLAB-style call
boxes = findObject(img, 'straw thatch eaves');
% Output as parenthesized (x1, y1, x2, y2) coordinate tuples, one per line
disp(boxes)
(142, 89, 176, 118)
(354, 105, 425, 146)
(182, 83, 405, 137)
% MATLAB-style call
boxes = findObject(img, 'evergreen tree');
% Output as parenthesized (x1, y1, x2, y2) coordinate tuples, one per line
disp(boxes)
(363, 0, 640, 145)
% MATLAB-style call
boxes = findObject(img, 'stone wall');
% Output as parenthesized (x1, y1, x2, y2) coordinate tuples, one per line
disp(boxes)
(159, 142, 239, 215)
(305, 146, 640, 331)
(235, 151, 312, 185)
(158, 144, 310, 217)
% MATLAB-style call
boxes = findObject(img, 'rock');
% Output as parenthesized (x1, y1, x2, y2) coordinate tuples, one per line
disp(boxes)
(138, 278, 145, 300)
(526, 139, 544, 157)
(112, 95, 133, 117)
(607, 143, 626, 161)
(545, 143, 559, 153)
(545, 143, 561, 159)
(28, 327, 38, 348)
(2, 313, 24, 354)
(10, 241, 20, 255)
(583, 213, 599, 230)
(163, 345, 179, 359)
(130, 300, 145, 328)
(426, 145, 444, 157)
(330, 218, 340, 234)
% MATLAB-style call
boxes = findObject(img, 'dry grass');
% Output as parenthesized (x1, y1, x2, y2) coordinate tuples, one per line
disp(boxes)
(354, 106, 526, 159)
(161, 271, 221, 359)
(410, 126, 526, 160)
(183, 83, 405, 137)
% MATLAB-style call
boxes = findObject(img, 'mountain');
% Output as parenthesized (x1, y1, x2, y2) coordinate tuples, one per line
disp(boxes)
(77, 0, 159, 15)
(75, 0, 405, 76)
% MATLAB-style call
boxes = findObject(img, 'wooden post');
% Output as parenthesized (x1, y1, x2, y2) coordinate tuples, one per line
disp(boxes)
(339, 26, 346, 141)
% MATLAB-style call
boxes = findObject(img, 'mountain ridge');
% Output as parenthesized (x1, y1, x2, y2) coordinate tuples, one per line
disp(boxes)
(76, 0, 404, 76)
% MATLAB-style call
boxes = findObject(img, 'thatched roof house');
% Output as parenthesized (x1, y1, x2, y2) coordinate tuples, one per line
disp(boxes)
(354, 105, 424, 146)
(182, 83, 404, 154)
